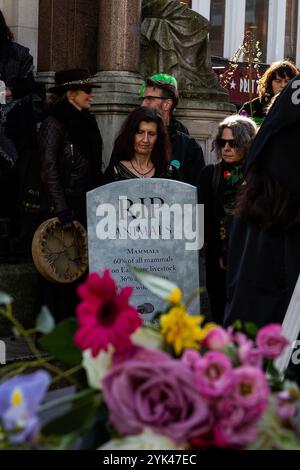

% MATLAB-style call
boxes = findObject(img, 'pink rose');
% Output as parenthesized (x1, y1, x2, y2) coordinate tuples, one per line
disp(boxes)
(102, 353, 211, 443)
(256, 324, 289, 359)
(181, 349, 202, 371)
(203, 327, 231, 351)
(195, 351, 233, 397)
(235, 333, 263, 368)
(214, 396, 263, 447)
(231, 366, 269, 411)
(214, 418, 259, 448)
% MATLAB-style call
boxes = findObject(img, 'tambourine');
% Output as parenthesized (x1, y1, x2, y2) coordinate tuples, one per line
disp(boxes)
(32, 217, 88, 283)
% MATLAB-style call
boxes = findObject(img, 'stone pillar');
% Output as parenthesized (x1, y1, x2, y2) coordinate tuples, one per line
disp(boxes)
(93, 0, 142, 167)
(37, 0, 98, 87)
(97, 0, 140, 72)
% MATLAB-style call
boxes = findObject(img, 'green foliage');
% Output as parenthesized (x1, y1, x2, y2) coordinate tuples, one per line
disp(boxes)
(38, 318, 81, 366)
(41, 389, 102, 436)
(244, 322, 259, 338)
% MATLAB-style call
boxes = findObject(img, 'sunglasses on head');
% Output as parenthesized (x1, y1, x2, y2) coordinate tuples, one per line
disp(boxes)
(217, 138, 238, 148)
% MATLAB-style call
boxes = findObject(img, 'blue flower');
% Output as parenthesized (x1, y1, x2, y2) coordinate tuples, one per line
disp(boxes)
(0, 370, 51, 444)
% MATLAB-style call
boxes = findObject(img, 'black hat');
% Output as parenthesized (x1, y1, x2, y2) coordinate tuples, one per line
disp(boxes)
(49, 69, 101, 94)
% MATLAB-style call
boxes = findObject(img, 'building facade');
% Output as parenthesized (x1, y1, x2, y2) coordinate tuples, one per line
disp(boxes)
(2, 1, 299, 70)
(192, 0, 300, 66)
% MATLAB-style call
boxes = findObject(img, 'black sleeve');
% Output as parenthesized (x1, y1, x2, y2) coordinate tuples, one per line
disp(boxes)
(10, 47, 37, 99)
(102, 163, 116, 184)
(182, 137, 205, 187)
(38, 116, 68, 214)
(197, 164, 220, 245)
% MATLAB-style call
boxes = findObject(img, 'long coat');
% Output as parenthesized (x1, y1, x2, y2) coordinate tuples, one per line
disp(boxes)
(224, 76, 300, 327)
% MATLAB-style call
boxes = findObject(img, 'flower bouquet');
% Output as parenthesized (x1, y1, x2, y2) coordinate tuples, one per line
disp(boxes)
(0, 269, 300, 450)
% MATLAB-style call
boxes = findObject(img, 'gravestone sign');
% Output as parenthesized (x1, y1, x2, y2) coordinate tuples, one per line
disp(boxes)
(87, 179, 203, 322)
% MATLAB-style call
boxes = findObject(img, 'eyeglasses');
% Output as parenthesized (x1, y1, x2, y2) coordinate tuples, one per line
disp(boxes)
(217, 138, 238, 148)
(79, 86, 93, 95)
(142, 95, 169, 101)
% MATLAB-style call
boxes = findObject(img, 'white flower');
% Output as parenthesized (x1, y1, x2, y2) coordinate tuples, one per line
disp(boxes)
(82, 345, 114, 390)
(98, 428, 187, 450)
(131, 327, 164, 350)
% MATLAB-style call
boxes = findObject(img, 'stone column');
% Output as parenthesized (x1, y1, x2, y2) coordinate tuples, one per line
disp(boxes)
(37, 0, 98, 87)
(97, 0, 140, 72)
(93, 0, 142, 167)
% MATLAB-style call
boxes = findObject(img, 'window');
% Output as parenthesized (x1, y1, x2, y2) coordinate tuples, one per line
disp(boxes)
(209, 0, 226, 57)
(285, 0, 298, 61)
(245, 0, 269, 62)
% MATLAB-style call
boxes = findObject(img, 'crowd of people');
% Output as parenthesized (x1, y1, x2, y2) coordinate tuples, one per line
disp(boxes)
(0, 8, 299, 341)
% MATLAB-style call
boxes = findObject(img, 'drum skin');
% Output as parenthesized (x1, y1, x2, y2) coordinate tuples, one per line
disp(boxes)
(32, 217, 88, 283)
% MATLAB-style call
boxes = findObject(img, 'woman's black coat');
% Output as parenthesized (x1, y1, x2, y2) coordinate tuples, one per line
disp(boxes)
(224, 76, 300, 327)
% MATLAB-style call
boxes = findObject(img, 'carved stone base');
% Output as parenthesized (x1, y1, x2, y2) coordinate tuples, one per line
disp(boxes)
(175, 98, 236, 164)
(92, 71, 143, 167)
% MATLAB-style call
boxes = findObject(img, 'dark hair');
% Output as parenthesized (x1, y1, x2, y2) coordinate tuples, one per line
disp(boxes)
(0, 10, 14, 43)
(235, 158, 300, 232)
(112, 107, 171, 172)
(259, 60, 298, 102)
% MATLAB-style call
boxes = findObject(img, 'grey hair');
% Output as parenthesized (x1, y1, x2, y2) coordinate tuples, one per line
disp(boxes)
(214, 114, 258, 159)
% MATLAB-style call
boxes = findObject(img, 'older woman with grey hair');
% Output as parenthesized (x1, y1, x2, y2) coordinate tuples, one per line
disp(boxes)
(198, 114, 257, 324)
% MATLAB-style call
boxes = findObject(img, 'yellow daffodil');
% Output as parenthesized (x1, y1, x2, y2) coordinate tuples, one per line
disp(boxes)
(160, 306, 209, 355)
(165, 288, 182, 305)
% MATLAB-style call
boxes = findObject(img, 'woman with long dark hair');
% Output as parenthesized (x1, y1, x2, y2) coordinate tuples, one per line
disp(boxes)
(104, 107, 179, 182)
(225, 75, 300, 328)
(239, 60, 298, 124)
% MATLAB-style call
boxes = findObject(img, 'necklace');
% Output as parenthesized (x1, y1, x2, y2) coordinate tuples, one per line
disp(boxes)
(130, 161, 154, 178)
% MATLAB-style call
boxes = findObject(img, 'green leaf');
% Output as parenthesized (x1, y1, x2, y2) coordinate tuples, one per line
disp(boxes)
(131, 267, 179, 300)
(80, 407, 110, 449)
(38, 318, 82, 366)
(244, 322, 259, 338)
(233, 320, 242, 330)
(42, 392, 102, 439)
(36, 306, 55, 334)
(41, 390, 102, 436)
(0, 292, 12, 305)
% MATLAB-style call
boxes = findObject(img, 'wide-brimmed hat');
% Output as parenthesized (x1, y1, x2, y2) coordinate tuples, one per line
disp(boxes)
(49, 69, 101, 94)
(140, 73, 179, 107)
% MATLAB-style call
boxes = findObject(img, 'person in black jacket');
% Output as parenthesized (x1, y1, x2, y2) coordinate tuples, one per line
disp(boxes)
(140, 73, 205, 186)
(0, 9, 44, 259)
(39, 69, 103, 227)
(198, 115, 257, 324)
(225, 76, 300, 330)
(37, 68, 103, 320)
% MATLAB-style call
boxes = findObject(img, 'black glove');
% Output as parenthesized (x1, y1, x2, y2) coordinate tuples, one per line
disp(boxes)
(57, 209, 75, 225)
